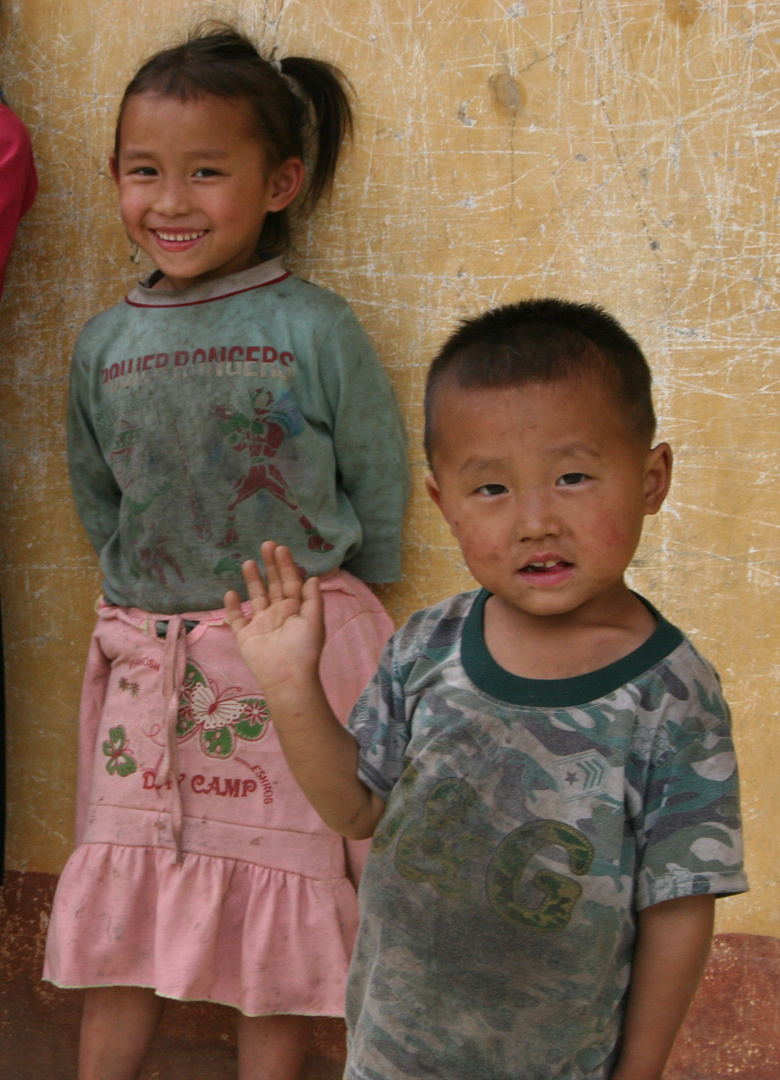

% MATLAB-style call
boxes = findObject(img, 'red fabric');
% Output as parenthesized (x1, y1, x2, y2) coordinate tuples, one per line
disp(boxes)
(0, 104, 37, 300)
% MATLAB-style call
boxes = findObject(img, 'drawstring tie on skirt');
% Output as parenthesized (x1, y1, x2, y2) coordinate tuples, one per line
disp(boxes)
(157, 615, 189, 864)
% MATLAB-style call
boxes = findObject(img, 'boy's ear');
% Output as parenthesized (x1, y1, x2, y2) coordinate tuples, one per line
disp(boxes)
(267, 156, 305, 212)
(426, 472, 459, 540)
(425, 472, 443, 512)
(109, 154, 120, 184)
(643, 442, 673, 515)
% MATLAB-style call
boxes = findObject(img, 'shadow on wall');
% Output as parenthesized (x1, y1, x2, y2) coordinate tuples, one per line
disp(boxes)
(0, 871, 778, 1079)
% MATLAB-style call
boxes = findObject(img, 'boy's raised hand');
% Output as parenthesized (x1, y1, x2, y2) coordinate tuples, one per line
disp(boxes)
(225, 541, 325, 695)
(226, 540, 385, 840)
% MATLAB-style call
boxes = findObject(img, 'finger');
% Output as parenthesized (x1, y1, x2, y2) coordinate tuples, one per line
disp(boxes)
(300, 574, 324, 628)
(242, 558, 270, 614)
(224, 589, 248, 633)
(264, 543, 302, 605)
(261, 540, 284, 603)
(276, 544, 305, 599)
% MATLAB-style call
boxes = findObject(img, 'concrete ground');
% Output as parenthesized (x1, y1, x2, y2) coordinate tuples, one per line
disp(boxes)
(2, 870, 778, 1079)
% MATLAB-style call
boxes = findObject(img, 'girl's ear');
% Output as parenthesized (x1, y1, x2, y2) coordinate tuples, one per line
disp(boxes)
(267, 156, 305, 212)
(643, 442, 673, 515)
(109, 154, 120, 184)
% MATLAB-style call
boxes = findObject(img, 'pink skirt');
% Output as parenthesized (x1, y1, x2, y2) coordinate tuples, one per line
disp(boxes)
(43, 571, 393, 1016)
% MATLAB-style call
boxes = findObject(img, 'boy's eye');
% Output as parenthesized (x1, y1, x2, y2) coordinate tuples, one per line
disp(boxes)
(129, 166, 158, 177)
(476, 483, 508, 496)
(193, 167, 222, 178)
(556, 472, 588, 486)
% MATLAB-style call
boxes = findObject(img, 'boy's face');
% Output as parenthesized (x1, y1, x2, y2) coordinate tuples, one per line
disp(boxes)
(425, 375, 671, 626)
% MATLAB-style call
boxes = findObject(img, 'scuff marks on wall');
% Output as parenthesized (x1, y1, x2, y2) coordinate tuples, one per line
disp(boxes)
(0, 0, 777, 937)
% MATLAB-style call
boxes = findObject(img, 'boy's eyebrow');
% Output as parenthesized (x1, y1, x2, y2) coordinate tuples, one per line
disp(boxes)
(457, 443, 602, 475)
(549, 443, 602, 460)
(457, 457, 505, 476)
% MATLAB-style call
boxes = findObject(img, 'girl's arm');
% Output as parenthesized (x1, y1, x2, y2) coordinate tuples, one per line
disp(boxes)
(319, 309, 409, 583)
(609, 894, 715, 1080)
(67, 352, 122, 554)
(225, 543, 386, 839)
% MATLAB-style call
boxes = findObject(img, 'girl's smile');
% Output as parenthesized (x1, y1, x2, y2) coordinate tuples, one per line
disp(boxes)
(111, 93, 303, 291)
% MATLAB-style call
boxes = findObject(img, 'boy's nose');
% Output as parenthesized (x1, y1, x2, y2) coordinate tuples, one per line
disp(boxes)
(516, 490, 559, 541)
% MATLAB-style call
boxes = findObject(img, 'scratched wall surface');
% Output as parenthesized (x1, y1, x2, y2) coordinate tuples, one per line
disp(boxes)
(0, 0, 777, 938)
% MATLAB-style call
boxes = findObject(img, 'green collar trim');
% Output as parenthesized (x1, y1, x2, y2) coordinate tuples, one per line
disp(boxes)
(461, 589, 684, 708)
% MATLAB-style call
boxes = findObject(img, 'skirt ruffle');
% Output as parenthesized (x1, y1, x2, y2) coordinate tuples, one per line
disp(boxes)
(44, 841, 359, 1017)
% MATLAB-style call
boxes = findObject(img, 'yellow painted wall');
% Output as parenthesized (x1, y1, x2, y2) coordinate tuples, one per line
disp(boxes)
(1, 0, 777, 937)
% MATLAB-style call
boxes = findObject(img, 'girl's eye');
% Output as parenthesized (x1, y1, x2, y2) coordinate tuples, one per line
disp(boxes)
(476, 483, 507, 496)
(557, 472, 588, 487)
(194, 168, 221, 178)
(130, 166, 157, 177)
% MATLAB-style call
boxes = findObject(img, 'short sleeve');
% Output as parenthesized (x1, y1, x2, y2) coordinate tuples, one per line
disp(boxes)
(348, 631, 413, 799)
(631, 653, 748, 909)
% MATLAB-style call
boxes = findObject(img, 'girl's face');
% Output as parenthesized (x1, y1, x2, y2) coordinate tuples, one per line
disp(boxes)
(111, 92, 303, 290)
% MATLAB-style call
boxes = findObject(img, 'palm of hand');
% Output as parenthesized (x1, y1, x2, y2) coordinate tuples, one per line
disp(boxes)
(225, 543, 325, 694)
(234, 592, 323, 688)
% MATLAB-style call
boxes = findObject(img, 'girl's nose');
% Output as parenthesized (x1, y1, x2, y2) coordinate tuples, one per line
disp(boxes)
(152, 178, 192, 216)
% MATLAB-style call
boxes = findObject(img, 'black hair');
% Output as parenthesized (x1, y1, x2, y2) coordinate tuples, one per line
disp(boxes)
(424, 297, 656, 465)
(114, 23, 353, 255)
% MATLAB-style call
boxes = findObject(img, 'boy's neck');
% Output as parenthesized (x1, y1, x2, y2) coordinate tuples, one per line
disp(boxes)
(483, 584, 658, 681)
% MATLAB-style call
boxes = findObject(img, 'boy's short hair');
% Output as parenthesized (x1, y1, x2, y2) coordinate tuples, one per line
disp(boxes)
(424, 298, 656, 466)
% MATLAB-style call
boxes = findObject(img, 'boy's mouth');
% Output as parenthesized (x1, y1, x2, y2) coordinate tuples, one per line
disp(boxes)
(519, 558, 573, 579)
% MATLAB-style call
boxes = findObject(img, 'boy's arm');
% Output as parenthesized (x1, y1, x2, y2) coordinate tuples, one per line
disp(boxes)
(225, 542, 386, 839)
(610, 894, 715, 1080)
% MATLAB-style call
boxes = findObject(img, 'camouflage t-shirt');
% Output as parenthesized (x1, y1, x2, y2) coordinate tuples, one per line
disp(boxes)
(347, 589, 747, 1080)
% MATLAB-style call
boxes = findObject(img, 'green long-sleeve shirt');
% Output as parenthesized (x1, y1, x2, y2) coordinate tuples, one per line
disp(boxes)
(67, 260, 409, 614)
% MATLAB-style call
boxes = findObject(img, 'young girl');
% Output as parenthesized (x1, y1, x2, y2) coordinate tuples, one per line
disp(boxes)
(43, 25, 408, 1080)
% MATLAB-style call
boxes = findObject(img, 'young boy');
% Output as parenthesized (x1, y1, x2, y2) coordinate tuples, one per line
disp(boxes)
(226, 299, 747, 1080)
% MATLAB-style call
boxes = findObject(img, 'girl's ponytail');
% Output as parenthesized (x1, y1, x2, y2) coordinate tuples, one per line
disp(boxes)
(279, 57, 353, 212)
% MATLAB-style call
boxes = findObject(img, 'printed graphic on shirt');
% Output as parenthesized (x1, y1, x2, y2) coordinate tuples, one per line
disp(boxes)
(554, 750, 609, 801)
(214, 387, 334, 555)
(141, 756, 265, 802)
(100, 341, 297, 391)
(171, 415, 213, 542)
(102, 725, 138, 777)
(379, 773, 593, 931)
(486, 819, 594, 932)
(124, 484, 184, 585)
(394, 777, 492, 900)
(109, 419, 143, 487)
(117, 675, 140, 697)
(176, 661, 270, 759)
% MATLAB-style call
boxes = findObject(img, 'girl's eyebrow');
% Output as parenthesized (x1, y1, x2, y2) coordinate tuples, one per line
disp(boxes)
(120, 147, 230, 161)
